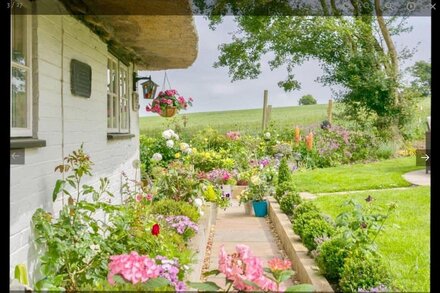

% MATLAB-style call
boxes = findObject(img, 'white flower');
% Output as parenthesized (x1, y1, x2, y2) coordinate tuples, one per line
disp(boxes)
(250, 175, 261, 185)
(162, 129, 175, 140)
(166, 140, 174, 148)
(199, 210, 204, 216)
(180, 142, 189, 151)
(173, 133, 180, 140)
(90, 244, 100, 252)
(185, 148, 193, 154)
(194, 198, 203, 208)
(151, 153, 162, 162)
(264, 132, 271, 139)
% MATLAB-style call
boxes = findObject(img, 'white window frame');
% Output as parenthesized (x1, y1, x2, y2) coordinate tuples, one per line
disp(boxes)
(11, 13, 32, 137)
(107, 55, 130, 134)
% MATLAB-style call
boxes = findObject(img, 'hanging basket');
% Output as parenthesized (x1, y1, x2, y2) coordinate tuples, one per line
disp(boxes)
(159, 106, 178, 118)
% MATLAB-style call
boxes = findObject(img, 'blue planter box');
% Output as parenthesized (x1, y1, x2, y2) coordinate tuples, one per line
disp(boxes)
(252, 200, 268, 217)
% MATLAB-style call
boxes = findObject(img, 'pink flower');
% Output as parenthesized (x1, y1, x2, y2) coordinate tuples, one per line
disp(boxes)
(107, 252, 160, 285)
(135, 194, 143, 202)
(189, 97, 193, 102)
(218, 244, 278, 291)
(268, 258, 292, 272)
(146, 194, 153, 201)
(226, 131, 240, 140)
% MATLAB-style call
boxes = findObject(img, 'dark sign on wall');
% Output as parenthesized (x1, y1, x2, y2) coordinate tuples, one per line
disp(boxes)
(70, 59, 92, 98)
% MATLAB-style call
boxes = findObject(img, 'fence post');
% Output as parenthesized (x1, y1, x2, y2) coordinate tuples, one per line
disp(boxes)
(265, 105, 272, 130)
(327, 99, 333, 124)
(262, 90, 268, 131)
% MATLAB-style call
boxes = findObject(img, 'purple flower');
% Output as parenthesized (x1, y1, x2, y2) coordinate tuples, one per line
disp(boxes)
(164, 215, 198, 235)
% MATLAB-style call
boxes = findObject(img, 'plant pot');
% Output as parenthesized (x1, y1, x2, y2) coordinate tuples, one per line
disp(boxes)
(252, 200, 268, 217)
(232, 185, 247, 199)
(244, 200, 254, 216)
(159, 106, 177, 118)
(221, 185, 232, 200)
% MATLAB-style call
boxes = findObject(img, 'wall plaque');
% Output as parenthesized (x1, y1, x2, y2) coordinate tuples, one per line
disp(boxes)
(71, 59, 92, 98)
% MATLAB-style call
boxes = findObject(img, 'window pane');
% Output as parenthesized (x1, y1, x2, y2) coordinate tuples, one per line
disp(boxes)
(121, 99, 128, 130)
(112, 61, 117, 94)
(12, 14, 28, 66)
(112, 95, 118, 129)
(11, 66, 28, 128)
(107, 60, 111, 92)
(107, 94, 112, 128)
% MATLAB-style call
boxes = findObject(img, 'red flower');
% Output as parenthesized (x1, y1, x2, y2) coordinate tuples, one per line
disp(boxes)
(151, 223, 160, 236)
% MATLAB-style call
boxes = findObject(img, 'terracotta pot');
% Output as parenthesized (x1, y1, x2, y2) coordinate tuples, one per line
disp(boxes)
(244, 200, 254, 215)
(159, 106, 177, 117)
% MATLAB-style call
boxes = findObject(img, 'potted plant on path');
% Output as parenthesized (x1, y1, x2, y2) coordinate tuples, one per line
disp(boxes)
(246, 174, 271, 217)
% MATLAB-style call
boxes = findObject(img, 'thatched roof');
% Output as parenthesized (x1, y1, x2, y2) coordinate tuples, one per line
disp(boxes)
(38, 0, 199, 70)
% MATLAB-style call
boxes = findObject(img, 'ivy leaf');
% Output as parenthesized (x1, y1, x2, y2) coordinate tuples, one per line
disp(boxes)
(113, 275, 126, 284)
(143, 277, 171, 289)
(202, 269, 221, 277)
(52, 180, 65, 202)
(278, 270, 295, 283)
(186, 281, 222, 291)
(14, 264, 29, 286)
(285, 284, 314, 292)
(243, 279, 262, 290)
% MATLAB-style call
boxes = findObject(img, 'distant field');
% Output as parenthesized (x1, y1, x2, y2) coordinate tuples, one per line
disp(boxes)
(139, 98, 431, 138)
(140, 104, 328, 137)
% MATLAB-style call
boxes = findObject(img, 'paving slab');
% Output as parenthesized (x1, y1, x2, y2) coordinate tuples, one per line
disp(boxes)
(402, 169, 431, 186)
(205, 200, 292, 286)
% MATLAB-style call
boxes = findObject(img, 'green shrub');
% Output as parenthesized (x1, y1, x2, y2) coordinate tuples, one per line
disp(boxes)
(279, 191, 302, 216)
(277, 157, 292, 185)
(293, 210, 321, 239)
(275, 181, 297, 202)
(151, 199, 200, 222)
(301, 218, 335, 251)
(339, 249, 392, 292)
(316, 237, 351, 282)
(293, 201, 320, 217)
(374, 141, 398, 160)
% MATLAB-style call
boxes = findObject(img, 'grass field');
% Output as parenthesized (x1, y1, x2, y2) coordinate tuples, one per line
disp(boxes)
(291, 157, 424, 193)
(314, 187, 430, 292)
(140, 98, 431, 137)
(140, 104, 328, 137)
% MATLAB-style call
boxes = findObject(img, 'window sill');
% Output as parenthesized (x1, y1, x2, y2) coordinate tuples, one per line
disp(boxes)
(10, 138, 47, 149)
(107, 133, 135, 140)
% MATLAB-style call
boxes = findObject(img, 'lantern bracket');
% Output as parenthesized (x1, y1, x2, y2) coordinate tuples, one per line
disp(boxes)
(133, 72, 152, 91)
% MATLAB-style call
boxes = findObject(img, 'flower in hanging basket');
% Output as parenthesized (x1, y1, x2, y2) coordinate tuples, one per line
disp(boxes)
(145, 89, 193, 117)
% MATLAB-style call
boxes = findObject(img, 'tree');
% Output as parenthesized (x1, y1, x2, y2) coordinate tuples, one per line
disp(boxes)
(409, 60, 431, 97)
(298, 94, 317, 105)
(196, 0, 421, 137)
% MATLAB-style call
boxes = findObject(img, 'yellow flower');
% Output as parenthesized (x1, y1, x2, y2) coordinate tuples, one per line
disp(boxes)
(175, 152, 181, 159)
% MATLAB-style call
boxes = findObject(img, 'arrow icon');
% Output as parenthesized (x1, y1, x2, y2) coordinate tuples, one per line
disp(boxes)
(421, 154, 430, 161)
(11, 152, 19, 160)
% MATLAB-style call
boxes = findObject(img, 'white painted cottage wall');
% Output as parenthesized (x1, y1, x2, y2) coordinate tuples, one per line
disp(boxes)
(10, 14, 140, 282)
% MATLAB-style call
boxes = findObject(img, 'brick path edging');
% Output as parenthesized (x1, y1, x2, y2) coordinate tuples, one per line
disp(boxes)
(187, 203, 217, 282)
(268, 197, 334, 293)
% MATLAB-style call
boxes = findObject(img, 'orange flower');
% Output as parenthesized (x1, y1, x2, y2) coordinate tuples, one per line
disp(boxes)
(294, 126, 301, 145)
(305, 132, 314, 151)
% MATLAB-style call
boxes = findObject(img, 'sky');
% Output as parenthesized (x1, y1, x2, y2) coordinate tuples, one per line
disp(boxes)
(139, 16, 431, 116)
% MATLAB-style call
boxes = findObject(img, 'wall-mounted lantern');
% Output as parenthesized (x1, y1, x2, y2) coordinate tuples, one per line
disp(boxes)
(133, 72, 158, 99)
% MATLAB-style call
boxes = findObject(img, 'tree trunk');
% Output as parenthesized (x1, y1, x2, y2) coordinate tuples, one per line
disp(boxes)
(374, 0, 399, 105)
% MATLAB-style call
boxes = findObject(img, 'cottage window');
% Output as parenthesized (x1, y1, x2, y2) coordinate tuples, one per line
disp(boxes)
(11, 10, 32, 137)
(107, 56, 129, 133)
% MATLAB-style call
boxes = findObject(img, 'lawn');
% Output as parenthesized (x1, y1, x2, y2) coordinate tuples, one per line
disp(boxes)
(291, 157, 424, 193)
(314, 186, 430, 292)
(140, 98, 430, 138)
(140, 103, 328, 137)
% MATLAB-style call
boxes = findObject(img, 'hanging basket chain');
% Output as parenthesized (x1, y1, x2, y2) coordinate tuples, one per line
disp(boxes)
(162, 71, 172, 90)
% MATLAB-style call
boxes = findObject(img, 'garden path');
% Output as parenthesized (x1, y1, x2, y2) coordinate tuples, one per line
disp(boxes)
(204, 199, 293, 287)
